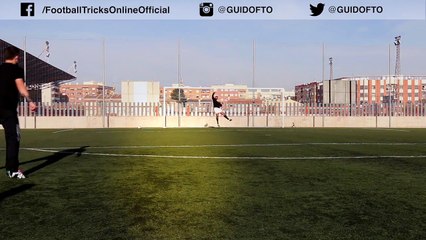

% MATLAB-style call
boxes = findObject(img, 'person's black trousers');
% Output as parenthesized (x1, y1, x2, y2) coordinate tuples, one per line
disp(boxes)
(0, 112, 20, 172)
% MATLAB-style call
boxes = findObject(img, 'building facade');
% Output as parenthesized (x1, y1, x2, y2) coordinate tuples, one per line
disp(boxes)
(121, 81, 160, 103)
(323, 78, 357, 104)
(41, 82, 61, 103)
(297, 76, 426, 105)
(353, 76, 426, 104)
(161, 84, 291, 105)
(161, 84, 251, 104)
(60, 81, 119, 103)
(295, 82, 322, 104)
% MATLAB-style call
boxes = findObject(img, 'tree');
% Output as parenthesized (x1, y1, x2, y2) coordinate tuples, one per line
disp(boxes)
(170, 88, 187, 105)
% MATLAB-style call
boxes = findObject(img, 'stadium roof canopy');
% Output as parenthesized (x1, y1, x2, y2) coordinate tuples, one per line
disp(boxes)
(0, 39, 76, 89)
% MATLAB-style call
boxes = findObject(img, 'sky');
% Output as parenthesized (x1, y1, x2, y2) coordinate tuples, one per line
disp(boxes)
(1, 1, 426, 91)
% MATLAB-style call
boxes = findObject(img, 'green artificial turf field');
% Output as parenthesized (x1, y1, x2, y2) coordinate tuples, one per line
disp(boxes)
(1, 128, 425, 239)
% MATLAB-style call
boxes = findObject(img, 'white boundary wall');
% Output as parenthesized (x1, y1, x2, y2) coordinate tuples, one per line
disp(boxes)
(15, 116, 426, 129)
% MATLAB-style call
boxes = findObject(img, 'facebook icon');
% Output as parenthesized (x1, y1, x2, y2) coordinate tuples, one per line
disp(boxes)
(21, 3, 35, 17)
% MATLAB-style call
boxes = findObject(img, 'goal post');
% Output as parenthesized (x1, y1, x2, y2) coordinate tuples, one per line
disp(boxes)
(162, 85, 287, 128)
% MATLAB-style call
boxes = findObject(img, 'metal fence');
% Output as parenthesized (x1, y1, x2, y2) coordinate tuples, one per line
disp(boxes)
(17, 101, 426, 117)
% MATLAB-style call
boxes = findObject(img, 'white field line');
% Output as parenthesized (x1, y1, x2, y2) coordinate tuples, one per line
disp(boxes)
(363, 128, 411, 132)
(52, 129, 74, 134)
(14, 142, 426, 151)
(91, 128, 299, 134)
(60, 128, 414, 135)
(21, 146, 426, 160)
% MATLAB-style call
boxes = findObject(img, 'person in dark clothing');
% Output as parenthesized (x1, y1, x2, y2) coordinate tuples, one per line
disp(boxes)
(212, 92, 232, 127)
(0, 46, 37, 179)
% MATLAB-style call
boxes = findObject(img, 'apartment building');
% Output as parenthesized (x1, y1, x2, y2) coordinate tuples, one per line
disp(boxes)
(354, 76, 426, 104)
(60, 81, 119, 103)
(161, 84, 291, 105)
(297, 76, 426, 105)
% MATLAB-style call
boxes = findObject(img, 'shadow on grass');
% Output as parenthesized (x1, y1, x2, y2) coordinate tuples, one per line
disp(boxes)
(22, 146, 89, 177)
(0, 184, 35, 202)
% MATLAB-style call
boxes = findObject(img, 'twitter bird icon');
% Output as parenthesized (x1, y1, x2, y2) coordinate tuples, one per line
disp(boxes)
(310, 3, 325, 16)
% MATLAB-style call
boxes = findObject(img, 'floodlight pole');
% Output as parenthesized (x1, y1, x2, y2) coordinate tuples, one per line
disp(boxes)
(329, 57, 333, 104)
(73, 61, 77, 74)
(394, 36, 401, 76)
(163, 87, 167, 128)
(45, 41, 50, 63)
(252, 40, 256, 127)
(102, 38, 106, 128)
(388, 44, 392, 128)
(322, 43, 325, 126)
(177, 40, 182, 127)
(322, 43, 325, 83)
(281, 88, 285, 128)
